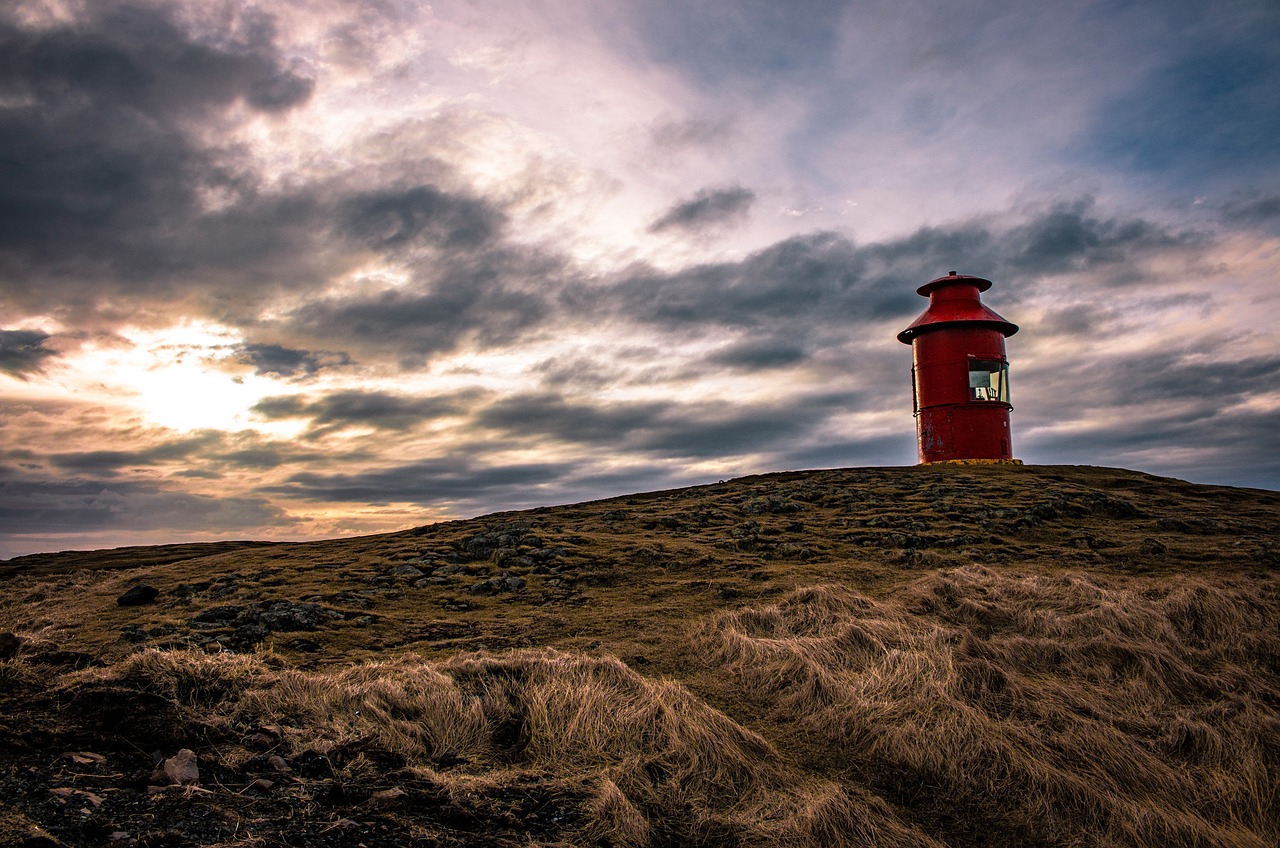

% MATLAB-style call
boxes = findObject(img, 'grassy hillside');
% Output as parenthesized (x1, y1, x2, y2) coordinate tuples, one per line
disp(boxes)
(1, 464, 1278, 847)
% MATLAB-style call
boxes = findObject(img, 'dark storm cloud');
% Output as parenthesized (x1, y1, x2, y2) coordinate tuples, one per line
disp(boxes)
(1003, 200, 1199, 275)
(282, 248, 560, 360)
(780, 434, 916, 471)
(708, 339, 809, 370)
(238, 343, 352, 378)
(1014, 345, 1280, 486)
(595, 229, 945, 332)
(0, 475, 281, 534)
(1221, 194, 1280, 224)
(252, 389, 480, 435)
(1020, 350, 1280, 411)
(0, 3, 319, 316)
(0, 330, 56, 378)
(1024, 403, 1280, 491)
(586, 201, 1195, 339)
(649, 186, 755, 233)
(476, 390, 858, 460)
(338, 186, 504, 251)
(268, 456, 569, 505)
(47, 431, 225, 474)
(476, 393, 669, 445)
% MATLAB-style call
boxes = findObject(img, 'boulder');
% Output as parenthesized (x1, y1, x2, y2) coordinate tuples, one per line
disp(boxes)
(0, 631, 22, 659)
(117, 585, 159, 606)
(163, 749, 199, 785)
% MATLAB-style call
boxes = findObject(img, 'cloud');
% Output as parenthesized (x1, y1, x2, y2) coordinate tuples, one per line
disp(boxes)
(0, 2, 321, 322)
(707, 339, 809, 370)
(238, 343, 352, 378)
(475, 390, 859, 460)
(268, 455, 570, 506)
(338, 186, 504, 251)
(1003, 200, 1200, 276)
(1020, 349, 1280, 411)
(0, 330, 57, 378)
(649, 115, 738, 151)
(593, 230, 928, 335)
(252, 389, 482, 436)
(46, 431, 225, 474)
(476, 392, 669, 446)
(649, 186, 756, 233)
(589, 201, 1203, 343)
(280, 247, 562, 361)
(1221, 194, 1280, 224)
(0, 474, 282, 535)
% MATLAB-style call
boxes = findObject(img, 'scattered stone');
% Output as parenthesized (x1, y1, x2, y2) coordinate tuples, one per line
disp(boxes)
(51, 787, 104, 807)
(61, 751, 107, 765)
(261, 601, 338, 631)
(367, 787, 407, 807)
(470, 575, 526, 595)
(192, 605, 245, 624)
(230, 624, 270, 650)
(1141, 537, 1168, 556)
(163, 749, 199, 785)
(117, 585, 158, 606)
(119, 624, 148, 643)
(248, 778, 275, 792)
(414, 576, 449, 587)
(244, 733, 275, 750)
(267, 755, 291, 774)
(390, 564, 424, 577)
(0, 631, 22, 659)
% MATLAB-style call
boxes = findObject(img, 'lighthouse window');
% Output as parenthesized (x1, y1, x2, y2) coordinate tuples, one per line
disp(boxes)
(969, 360, 1010, 403)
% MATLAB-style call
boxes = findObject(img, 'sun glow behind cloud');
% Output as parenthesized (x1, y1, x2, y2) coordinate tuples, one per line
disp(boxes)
(59, 323, 298, 435)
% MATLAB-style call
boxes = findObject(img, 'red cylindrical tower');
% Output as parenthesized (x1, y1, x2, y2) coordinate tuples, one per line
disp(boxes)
(897, 272, 1020, 464)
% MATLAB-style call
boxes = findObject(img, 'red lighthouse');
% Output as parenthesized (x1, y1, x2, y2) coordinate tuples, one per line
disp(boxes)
(897, 272, 1020, 464)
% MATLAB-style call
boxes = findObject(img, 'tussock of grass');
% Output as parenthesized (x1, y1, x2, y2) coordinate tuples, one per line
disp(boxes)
(697, 566, 1280, 847)
(74, 647, 933, 846)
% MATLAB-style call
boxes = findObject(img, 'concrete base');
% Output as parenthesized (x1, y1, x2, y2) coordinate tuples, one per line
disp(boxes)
(921, 458, 1024, 466)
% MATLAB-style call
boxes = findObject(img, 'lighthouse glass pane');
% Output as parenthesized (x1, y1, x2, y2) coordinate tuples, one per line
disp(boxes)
(969, 360, 1010, 403)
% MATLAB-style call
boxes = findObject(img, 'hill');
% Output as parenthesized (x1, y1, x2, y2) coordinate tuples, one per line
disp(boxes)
(1, 464, 1278, 847)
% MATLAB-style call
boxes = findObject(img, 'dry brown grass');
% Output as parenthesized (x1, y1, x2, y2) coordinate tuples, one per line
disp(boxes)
(695, 566, 1280, 847)
(71, 646, 938, 846)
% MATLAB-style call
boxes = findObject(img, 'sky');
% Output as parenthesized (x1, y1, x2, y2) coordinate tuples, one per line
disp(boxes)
(1, 0, 1278, 558)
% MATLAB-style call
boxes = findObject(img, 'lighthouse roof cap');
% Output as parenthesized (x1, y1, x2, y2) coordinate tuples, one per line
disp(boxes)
(916, 272, 992, 297)
(897, 272, 1018, 344)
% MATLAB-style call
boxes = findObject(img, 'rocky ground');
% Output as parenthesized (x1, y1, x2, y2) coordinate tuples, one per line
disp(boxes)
(1, 464, 1278, 847)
